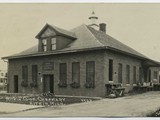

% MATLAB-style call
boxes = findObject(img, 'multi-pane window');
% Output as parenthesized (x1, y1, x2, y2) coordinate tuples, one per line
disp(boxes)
(32, 65, 38, 83)
(72, 62, 80, 83)
(22, 65, 28, 83)
(59, 63, 67, 84)
(118, 63, 122, 83)
(42, 39, 47, 52)
(133, 66, 136, 84)
(126, 65, 130, 84)
(139, 67, 142, 83)
(86, 61, 95, 85)
(154, 71, 158, 79)
(51, 38, 56, 50)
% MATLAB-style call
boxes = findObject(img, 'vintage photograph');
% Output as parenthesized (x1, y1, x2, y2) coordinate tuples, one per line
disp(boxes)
(0, 3, 160, 117)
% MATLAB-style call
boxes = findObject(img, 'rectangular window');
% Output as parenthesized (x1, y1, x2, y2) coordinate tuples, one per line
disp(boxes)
(139, 67, 142, 83)
(22, 65, 28, 83)
(118, 63, 122, 83)
(126, 65, 130, 84)
(59, 63, 67, 84)
(154, 71, 158, 79)
(109, 59, 113, 81)
(32, 65, 38, 83)
(1, 73, 3, 76)
(133, 66, 136, 84)
(86, 61, 95, 85)
(51, 38, 56, 50)
(42, 39, 47, 51)
(72, 62, 80, 83)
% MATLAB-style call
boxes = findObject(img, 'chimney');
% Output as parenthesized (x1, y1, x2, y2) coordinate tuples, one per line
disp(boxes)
(99, 23, 106, 33)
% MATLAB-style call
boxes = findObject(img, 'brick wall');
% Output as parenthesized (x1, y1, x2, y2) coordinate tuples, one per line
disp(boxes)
(7, 49, 160, 97)
(8, 50, 105, 97)
(104, 50, 160, 92)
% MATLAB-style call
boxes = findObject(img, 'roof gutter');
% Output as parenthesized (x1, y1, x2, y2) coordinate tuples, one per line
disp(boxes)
(107, 46, 160, 66)
(2, 47, 106, 60)
(2, 46, 160, 67)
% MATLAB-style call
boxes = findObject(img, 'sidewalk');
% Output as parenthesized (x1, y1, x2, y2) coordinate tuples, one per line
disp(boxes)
(0, 102, 42, 114)
(0, 91, 160, 117)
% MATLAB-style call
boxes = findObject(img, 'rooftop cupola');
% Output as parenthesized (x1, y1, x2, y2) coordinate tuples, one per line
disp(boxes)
(88, 11, 99, 29)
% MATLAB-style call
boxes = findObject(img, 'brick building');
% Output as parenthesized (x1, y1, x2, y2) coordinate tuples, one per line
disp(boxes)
(0, 70, 7, 91)
(2, 13, 160, 97)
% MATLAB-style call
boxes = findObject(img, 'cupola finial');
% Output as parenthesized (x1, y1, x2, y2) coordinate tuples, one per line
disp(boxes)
(88, 11, 99, 27)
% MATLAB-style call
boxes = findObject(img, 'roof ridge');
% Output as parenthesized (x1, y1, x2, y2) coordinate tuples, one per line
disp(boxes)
(84, 25, 105, 47)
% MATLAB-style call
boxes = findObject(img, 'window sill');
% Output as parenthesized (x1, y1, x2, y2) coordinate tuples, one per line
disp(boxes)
(126, 84, 130, 86)
(58, 83, 67, 88)
(108, 81, 113, 84)
(70, 82, 80, 88)
(133, 84, 137, 86)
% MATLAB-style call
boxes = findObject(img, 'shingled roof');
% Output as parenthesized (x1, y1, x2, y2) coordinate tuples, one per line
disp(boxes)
(36, 24, 76, 39)
(2, 24, 150, 60)
(87, 26, 148, 59)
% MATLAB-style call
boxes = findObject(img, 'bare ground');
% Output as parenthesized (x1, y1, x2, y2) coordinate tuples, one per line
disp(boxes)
(1, 91, 160, 117)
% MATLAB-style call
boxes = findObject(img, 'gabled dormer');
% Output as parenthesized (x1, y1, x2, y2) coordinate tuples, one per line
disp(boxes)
(35, 24, 76, 52)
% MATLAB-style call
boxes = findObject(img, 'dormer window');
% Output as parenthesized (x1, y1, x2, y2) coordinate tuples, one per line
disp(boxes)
(51, 38, 56, 50)
(36, 24, 76, 52)
(42, 39, 47, 52)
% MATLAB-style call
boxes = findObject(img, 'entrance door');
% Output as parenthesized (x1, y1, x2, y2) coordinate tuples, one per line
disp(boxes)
(14, 75, 18, 93)
(43, 75, 54, 93)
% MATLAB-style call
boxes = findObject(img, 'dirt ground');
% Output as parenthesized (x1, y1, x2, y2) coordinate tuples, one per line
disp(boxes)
(1, 91, 160, 117)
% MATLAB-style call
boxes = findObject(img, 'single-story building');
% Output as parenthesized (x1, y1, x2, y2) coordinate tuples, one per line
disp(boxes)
(0, 70, 7, 91)
(2, 13, 160, 97)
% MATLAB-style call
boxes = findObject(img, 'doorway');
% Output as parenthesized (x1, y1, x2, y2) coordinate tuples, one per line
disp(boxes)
(14, 75, 18, 93)
(43, 75, 54, 94)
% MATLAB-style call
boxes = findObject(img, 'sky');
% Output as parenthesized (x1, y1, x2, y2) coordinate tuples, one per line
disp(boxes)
(1, 3, 160, 70)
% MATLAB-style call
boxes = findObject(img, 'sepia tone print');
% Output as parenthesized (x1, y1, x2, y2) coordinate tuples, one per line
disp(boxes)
(0, 3, 160, 117)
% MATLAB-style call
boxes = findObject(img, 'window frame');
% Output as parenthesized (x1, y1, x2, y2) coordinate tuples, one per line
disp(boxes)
(133, 66, 136, 84)
(154, 71, 158, 80)
(109, 59, 113, 81)
(59, 63, 67, 85)
(126, 65, 130, 84)
(72, 62, 80, 84)
(118, 63, 122, 84)
(42, 38, 47, 52)
(139, 67, 142, 83)
(22, 65, 28, 84)
(86, 61, 95, 87)
(32, 65, 38, 83)
(51, 37, 56, 50)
